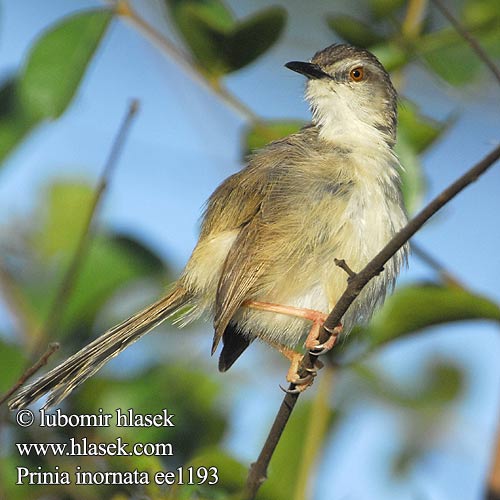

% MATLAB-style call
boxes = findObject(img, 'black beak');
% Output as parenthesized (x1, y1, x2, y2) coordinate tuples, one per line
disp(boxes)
(285, 61, 329, 79)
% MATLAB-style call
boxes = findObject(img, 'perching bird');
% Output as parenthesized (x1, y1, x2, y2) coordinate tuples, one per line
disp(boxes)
(9, 44, 408, 410)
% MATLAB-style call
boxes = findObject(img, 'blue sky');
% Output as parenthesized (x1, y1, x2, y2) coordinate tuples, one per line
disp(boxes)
(1, 1, 499, 499)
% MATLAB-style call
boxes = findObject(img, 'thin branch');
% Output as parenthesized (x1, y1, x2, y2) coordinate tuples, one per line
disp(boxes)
(0, 343, 60, 406)
(402, 0, 429, 39)
(489, 424, 500, 498)
(244, 392, 299, 498)
(334, 258, 357, 280)
(30, 100, 140, 354)
(244, 143, 500, 499)
(430, 0, 500, 85)
(320, 143, 500, 337)
(114, 0, 258, 122)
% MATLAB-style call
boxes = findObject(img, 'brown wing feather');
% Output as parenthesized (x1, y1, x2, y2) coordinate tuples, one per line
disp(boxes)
(211, 216, 267, 354)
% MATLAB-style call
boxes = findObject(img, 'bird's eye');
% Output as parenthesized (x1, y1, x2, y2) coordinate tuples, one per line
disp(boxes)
(349, 67, 364, 82)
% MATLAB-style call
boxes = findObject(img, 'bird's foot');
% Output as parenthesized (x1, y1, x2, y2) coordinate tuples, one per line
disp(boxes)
(278, 349, 324, 393)
(305, 320, 343, 356)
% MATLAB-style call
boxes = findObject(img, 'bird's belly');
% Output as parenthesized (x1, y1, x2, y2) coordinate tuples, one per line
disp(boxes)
(233, 189, 404, 347)
(231, 281, 330, 347)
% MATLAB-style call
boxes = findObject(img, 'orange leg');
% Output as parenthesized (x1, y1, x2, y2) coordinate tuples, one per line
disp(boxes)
(244, 300, 342, 355)
(269, 341, 323, 392)
(243, 300, 343, 392)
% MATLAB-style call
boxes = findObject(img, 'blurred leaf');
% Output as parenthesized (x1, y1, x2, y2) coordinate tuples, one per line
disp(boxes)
(77, 363, 226, 464)
(245, 120, 305, 154)
(0, 78, 36, 164)
(394, 136, 426, 214)
(326, 15, 384, 47)
(353, 359, 464, 410)
(56, 234, 167, 335)
(172, 448, 247, 499)
(419, 10, 500, 86)
(395, 100, 450, 213)
(398, 99, 447, 154)
(167, 0, 232, 76)
(464, 0, 500, 26)
(228, 7, 287, 72)
(259, 401, 336, 500)
(167, 0, 234, 32)
(367, 283, 500, 347)
(0, 339, 26, 392)
(35, 182, 94, 257)
(19, 9, 112, 119)
(166, 0, 286, 76)
(372, 42, 410, 72)
(423, 42, 481, 86)
(368, 0, 405, 19)
(15, 181, 168, 338)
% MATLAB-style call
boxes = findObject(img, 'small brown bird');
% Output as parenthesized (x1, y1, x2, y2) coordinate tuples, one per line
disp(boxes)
(9, 44, 408, 410)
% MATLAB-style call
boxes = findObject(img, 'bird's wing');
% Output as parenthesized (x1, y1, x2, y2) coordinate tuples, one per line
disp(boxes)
(211, 213, 267, 354)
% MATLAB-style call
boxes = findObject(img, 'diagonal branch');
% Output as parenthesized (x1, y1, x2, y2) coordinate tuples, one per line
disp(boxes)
(0, 343, 60, 406)
(430, 0, 500, 85)
(244, 143, 500, 499)
(29, 100, 140, 355)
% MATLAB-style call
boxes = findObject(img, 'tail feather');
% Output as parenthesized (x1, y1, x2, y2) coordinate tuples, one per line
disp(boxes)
(9, 286, 190, 410)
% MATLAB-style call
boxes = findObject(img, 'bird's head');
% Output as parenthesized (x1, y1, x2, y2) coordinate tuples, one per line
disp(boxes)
(286, 44, 398, 147)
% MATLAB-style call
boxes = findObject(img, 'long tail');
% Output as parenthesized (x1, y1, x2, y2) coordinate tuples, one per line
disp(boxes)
(9, 286, 191, 410)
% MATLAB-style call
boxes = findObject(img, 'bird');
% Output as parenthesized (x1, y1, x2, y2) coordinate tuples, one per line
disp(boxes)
(9, 44, 408, 411)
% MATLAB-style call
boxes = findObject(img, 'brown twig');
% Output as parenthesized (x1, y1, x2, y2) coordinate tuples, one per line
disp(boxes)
(244, 143, 500, 499)
(489, 425, 500, 498)
(113, 0, 258, 122)
(0, 343, 60, 406)
(334, 258, 357, 280)
(402, 0, 428, 39)
(244, 392, 299, 498)
(30, 99, 140, 355)
(430, 0, 500, 85)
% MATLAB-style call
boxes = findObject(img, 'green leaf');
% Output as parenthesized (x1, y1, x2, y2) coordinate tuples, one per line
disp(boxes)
(398, 99, 447, 154)
(395, 99, 449, 213)
(0, 78, 37, 164)
(227, 7, 287, 72)
(56, 234, 167, 335)
(418, 12, 500, 86)
(326, 15, 384, 47)
(76, 364, 226, 464)
(35, 182, 94, 257)
(368, 0, 405, 19)
(464, 0, 500, 28)
(394, 135, 427, 214)
(372, 42, 409, 72)
(367, 283, 500, 347)
(176, 448, 247, 498)
(395, 101, 437, 213)
(0, 339, 26, 393)
(19, 9, 112, 119)
(353, 359, 464, 409)
(423, 42, 481, 86)
(245, 120, 305, 154)
(166, 1, 286, 76)
(18, 181, 168, 337)
(167, 0, 234, 32)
